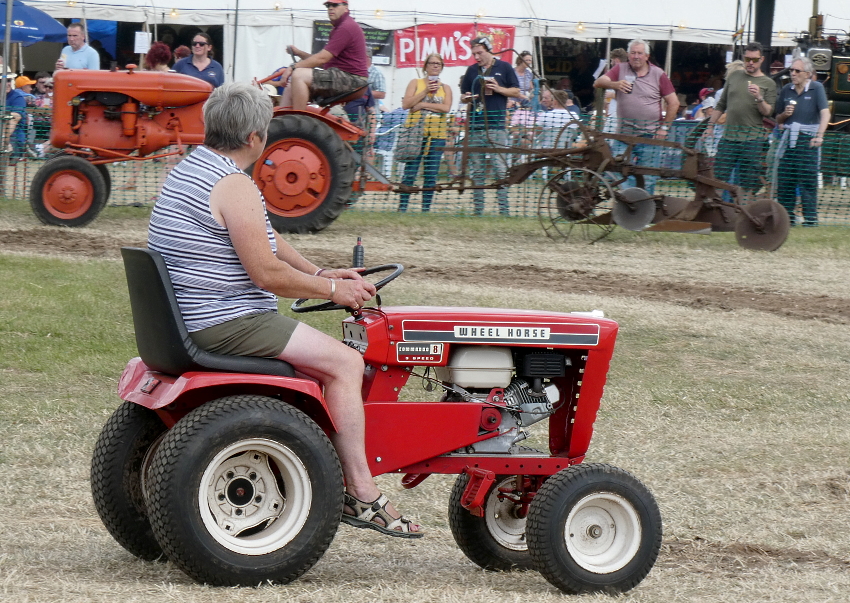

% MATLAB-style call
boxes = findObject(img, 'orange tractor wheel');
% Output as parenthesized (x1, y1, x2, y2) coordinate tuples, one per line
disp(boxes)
(251, 113, 355, 234)
(30, 155, 109, 227)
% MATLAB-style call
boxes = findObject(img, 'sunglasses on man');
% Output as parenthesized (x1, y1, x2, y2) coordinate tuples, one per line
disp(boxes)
(323, 1, 347, 7)
(743, 57, 762, 63)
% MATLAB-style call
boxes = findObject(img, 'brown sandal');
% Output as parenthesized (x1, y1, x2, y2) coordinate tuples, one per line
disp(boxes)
(341, 492, 423, 539)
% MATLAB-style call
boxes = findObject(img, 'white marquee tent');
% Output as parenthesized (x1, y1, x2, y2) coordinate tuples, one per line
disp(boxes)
(25, 0, 850, 107)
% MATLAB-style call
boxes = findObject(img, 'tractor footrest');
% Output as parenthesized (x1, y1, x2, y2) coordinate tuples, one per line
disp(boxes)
(401, 473, 430, 489)
(460, 467, 496, 517)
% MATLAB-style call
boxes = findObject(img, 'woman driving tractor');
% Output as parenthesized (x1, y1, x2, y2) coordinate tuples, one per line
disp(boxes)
(147, 82, 423, 538)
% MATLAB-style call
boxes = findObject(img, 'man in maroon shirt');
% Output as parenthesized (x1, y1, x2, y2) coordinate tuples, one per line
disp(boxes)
(280, 1, 369, 110)
(593, 39, 679, 193)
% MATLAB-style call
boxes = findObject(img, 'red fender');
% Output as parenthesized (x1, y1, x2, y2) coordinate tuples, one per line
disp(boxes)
(272, 106, 364, 142)
(117, 357, 336, 433)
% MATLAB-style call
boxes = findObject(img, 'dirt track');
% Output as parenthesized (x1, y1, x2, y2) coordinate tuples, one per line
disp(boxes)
(4, 226, 848, 324)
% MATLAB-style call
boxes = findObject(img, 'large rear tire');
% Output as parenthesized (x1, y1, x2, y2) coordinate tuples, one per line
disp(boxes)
(527, 463, 662, 594)
(90, 401, 168, 561)
(146, 395, 343, 586)
(251, 114, 355, 234)
(94, 163, 112, 202)
(448, 474, 534, 571)
(30, 155, 108, 226)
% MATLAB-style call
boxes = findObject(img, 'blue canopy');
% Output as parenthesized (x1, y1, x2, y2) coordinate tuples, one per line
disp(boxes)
(1, 1, 66, 47)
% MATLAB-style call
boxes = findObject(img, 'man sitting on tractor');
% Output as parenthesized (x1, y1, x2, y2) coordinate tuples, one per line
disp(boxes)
(147, 82, 423, 538)
(278, 1, 369, 110)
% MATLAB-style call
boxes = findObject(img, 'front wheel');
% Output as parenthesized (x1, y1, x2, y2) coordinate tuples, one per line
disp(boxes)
(448, 474, 534, 571)
(251, 113, 355, 234)
(30, 155, 108, 226)
(146, 395, 343, 586)
(526, 463, 662, 594)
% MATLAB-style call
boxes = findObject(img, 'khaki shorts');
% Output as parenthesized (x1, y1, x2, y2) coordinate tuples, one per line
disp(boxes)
(189, 312, 299, 358)
(310, 67, 368, 101)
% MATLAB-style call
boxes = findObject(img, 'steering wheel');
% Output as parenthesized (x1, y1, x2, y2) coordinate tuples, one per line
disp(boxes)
(291, 263, 404, 313)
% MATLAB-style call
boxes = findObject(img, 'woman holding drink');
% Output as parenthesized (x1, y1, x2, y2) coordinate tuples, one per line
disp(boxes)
(398, 53, 453, 212)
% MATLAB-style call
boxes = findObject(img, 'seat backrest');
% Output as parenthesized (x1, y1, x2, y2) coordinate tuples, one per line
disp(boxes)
(121, 247, 295, 378)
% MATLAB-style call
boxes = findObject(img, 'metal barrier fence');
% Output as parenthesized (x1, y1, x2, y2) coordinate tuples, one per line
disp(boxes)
(4, 107, 850, 226)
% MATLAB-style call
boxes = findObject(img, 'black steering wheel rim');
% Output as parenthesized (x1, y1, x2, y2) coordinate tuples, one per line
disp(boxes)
(291, 263, 404, 313)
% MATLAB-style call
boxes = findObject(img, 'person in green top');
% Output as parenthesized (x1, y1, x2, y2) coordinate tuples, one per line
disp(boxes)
(706, 42, 776, 200)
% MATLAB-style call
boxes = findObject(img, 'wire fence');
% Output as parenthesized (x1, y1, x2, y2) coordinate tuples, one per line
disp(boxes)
(4, 106, 850, 226)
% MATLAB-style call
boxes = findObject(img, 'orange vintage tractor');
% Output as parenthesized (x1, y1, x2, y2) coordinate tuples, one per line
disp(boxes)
(30, 67, 364, 232)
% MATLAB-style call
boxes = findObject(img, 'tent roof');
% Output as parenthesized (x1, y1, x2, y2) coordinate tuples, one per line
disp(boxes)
(26, 0, 850, 45)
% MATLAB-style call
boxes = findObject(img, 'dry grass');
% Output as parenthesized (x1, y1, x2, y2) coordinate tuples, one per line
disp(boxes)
(2, 204, 850, 602)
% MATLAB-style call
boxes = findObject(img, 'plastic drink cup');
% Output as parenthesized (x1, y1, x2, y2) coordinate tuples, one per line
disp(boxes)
(624, 74, 636, 93)
(483, 76, 495, 95)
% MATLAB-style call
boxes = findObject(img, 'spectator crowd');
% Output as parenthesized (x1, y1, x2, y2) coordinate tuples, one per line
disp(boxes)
(1, 12, 837, 225)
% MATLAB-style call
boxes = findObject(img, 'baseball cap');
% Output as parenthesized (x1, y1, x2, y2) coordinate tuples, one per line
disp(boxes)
(698, 87, 714, 100)
(262, 83, 280, 97)
(701, 97, 716, 109)
(770, 60, 784, 69)
(15, 75, 36, 87)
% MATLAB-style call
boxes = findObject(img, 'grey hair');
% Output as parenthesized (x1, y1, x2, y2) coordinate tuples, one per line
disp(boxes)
(628, 39, 650, 55)
(68, 22, 87, 37)
(203, 82, 273, 151)
(794, 56, 814, 73)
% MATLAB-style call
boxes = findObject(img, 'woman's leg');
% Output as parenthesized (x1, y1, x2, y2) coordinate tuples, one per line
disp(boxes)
(277, 323, 420, 531)
(399, 152, 422, 212)
(421, 139, 445, 212)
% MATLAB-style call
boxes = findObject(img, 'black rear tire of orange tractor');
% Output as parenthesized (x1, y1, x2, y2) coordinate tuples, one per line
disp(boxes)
(251, 114, 354, 234)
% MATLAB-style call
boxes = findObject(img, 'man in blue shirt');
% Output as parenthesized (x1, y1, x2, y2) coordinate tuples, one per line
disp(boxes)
(460, 37, 521, 216)
(774, 56, 830, 227)
(55, 23, 100, 71)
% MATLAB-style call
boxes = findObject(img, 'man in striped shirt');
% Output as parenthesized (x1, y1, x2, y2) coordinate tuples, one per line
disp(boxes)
(148, 82, 423, 538)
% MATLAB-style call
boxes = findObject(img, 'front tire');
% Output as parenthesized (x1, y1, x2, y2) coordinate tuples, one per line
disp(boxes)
(527, 463, 662, 594)
(90, 401, 168, 560)
(30, 155, 108, 226)
(251, 114, 355, 234)
(448, 474, 534, 571)
(146, 395, 343, 586)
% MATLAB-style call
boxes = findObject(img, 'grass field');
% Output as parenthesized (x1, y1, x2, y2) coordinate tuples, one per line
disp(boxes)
(2, 197, 850, 602)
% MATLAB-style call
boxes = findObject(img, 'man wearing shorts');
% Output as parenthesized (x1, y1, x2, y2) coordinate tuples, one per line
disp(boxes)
(280, 1, 368, 110)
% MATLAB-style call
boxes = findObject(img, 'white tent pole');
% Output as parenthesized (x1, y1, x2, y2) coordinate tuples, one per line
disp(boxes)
(536, 24, 546, 83)
(232, 0, 239, 81)
(665, 29, 672, 76)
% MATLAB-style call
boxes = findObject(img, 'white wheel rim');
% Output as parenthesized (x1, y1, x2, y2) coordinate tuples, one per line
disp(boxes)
(199, 438, 312, 556)
(564, 491, 641, 573)
(484, 477, 528, 551)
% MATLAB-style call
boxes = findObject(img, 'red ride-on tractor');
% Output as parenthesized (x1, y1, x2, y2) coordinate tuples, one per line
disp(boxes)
(91, 247, 662, 593)
(30, 68, 363, 232)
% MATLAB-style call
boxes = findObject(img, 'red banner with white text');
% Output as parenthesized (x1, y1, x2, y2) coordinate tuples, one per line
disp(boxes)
(394, 23, 515, 68)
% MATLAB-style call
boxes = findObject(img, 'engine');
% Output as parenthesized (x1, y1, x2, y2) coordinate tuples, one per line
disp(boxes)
(435, 346, 569, 453)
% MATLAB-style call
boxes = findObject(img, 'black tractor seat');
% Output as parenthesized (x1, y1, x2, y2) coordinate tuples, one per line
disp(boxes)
(313, 84, 368, 108)
(121, 247, 295, 378)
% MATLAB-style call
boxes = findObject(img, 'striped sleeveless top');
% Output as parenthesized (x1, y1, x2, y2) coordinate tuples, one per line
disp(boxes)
(148, 146, 278, 332)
